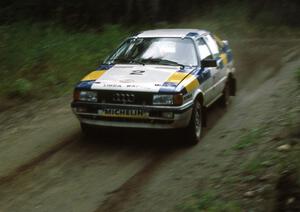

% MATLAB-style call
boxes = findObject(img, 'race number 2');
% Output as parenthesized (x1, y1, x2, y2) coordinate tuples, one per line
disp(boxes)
(130, 70, 145, 75)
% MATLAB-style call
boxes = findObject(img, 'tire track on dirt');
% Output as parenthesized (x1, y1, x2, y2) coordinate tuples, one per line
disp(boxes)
(94, 108, 225, 212)
(0, 132, 80, 186)
(94, 148, 175, 212)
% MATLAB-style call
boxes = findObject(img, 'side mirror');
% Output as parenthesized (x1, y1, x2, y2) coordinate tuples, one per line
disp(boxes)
(201, 59, 217, 68)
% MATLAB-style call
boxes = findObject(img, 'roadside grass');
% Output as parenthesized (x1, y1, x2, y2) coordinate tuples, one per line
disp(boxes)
(233, 128, 266, 150)
(0, 23, 129, 103)
(241, 153, 278, 176)
(242, 157, 264, 175)
(177, 191, 241, 212)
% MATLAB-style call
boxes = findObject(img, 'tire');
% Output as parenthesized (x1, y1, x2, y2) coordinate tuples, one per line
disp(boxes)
(219, 82, 230, 108)
(184, 99, 203, 145)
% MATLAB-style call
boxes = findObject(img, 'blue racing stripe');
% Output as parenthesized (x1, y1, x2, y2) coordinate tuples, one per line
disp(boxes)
(197, 68, 211, 83)
(227, 50, 233, 63)
(159, 82, 177, 93)
(75, 80, 95, 90)
(96, 64, 114, 70)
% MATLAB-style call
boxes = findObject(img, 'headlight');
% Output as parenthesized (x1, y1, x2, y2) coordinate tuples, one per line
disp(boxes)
(74, 90, 97, 102)
(153, 94, 173, 105)
(153, 94, 183, 106)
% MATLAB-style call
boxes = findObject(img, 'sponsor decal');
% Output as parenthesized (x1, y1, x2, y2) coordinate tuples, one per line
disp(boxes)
(102, 83, 122, 88)
(130, 70, 145, 75)
(98, 108, 148, 118)
(119, 79, 136, 83)
(126, 84, 139, 88)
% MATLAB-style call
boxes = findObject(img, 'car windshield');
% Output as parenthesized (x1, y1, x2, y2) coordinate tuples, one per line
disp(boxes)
(105, 37, 198, 67)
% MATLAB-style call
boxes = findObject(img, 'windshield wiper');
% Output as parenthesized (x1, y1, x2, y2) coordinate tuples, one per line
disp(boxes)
(130, 59, 145, 65)
(108, 58, 145, 65)
(140, 58, 186, 68)
(108, 58, 130, 64)
(108, 58, 186, 67)
(159, 59, 186, 67)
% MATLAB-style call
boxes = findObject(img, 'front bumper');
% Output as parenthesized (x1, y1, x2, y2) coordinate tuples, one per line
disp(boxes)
(71, 102, 193, 129)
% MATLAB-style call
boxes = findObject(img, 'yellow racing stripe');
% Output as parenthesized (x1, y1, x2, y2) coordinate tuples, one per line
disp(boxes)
(166, 72, 189, 84)
(81, 70, 106, 81)
(220, 53, 228, 65)
(183, 75, 200, 92)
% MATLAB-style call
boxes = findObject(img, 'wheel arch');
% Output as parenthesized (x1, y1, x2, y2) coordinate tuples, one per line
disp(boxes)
(193, 89, 205, 105)
(193, 89, 207, 127)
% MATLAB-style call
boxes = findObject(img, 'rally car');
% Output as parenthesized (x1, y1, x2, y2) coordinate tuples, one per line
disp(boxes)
(71, 29, 236, 144)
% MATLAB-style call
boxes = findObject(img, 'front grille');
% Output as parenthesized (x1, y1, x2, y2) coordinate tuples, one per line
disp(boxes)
(97, 91, 153, 105)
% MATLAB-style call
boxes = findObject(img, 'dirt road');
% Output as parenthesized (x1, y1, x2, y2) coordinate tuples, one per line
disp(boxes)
(0, 39, 299, 212)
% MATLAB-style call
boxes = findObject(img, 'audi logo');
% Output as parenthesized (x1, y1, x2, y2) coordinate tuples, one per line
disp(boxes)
(112, 93, 135, 104)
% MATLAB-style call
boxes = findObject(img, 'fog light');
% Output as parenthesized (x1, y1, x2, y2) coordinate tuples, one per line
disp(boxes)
(161, 112, 174, 119)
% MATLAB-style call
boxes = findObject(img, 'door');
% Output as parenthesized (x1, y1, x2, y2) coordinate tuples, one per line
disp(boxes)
(204, 34, 227, 97)
(196, 38, 216, 106)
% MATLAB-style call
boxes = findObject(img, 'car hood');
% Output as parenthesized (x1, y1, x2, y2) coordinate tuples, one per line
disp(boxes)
(90, 64, 193, 92)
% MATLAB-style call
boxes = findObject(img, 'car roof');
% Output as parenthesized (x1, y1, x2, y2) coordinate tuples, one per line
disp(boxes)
(136, 29, 209, 39)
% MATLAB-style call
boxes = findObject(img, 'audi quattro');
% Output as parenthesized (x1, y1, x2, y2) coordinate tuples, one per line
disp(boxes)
(71, 29, 236, 144)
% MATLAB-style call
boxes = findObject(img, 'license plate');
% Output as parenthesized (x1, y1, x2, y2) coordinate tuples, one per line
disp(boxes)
(98, 108, 148, 119)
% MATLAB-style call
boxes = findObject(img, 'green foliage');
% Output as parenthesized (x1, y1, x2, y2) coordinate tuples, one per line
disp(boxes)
(9, 78, 33, 97)
(0, 23, 129, 100)
(1, 0, 299, 27)
(178, 192, 242, 212)
(242, 158, 263, 174)
(233, 128, 265, 150)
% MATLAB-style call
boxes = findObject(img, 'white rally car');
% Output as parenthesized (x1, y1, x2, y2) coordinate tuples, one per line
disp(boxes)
(71, 29, 236, 144)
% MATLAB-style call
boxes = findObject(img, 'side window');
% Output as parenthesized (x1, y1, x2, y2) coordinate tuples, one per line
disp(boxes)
(204, 35, 220, 58)
(197, 38, 213, 60)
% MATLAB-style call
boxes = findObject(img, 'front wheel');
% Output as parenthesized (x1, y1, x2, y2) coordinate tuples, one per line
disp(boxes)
(184, 100, 203, 145)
